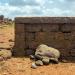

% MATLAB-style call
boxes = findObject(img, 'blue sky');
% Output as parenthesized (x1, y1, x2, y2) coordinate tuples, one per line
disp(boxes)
(0, 0, 75, 19)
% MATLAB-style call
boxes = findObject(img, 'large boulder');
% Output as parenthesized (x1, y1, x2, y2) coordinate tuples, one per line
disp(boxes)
(35, 44, 60, 62)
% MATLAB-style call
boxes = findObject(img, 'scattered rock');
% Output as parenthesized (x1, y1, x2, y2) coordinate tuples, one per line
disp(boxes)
(35, 54, 43, 60)
(50, 58, 59, 64)
(31, 63, 37, 69)
(35, 60, 43, 66)
(61, 59, 68, 63)
(42, 57, 50, 65)
(30, 55, 35, 60)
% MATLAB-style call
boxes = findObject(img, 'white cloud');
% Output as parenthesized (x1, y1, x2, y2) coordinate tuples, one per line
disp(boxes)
(0, 0, 75, 19)
(59, 0, 65, 2)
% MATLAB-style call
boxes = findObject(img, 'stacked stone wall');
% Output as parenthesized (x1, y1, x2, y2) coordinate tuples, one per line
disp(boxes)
(13, 17, 75, 60)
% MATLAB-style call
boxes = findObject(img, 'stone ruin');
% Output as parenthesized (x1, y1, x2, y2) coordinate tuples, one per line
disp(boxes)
(13, 17, 75, 61)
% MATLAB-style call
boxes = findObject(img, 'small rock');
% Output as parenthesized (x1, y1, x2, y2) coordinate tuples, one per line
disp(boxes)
(35, 60, 43, 66)
(61, 59, 68, 63)
(50, 58, 59, 64)
(30, 55, 35, 60)
(35, 54, 43, 60)
(42, 57, 50, 65)
(31, 63, 37, 69)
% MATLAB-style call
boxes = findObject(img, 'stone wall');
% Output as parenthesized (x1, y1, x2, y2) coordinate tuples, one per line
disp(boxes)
(13, 17, 75, 60)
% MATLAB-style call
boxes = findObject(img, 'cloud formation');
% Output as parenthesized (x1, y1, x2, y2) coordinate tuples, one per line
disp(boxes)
(0, 0, 75, 19)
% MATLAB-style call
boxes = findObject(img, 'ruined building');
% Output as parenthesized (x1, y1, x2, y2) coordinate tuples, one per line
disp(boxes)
(13, 17, 75, 61)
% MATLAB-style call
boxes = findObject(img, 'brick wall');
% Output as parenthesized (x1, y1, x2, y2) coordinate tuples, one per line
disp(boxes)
(13, 17, 75, 60)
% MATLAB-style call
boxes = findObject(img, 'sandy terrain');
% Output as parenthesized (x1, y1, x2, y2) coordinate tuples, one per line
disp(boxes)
(0, 24, 14, 50)
(0, 24, 75, 75)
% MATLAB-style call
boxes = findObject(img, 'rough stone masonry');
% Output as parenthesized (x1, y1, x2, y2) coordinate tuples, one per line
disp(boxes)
(13, 17, 75, 61)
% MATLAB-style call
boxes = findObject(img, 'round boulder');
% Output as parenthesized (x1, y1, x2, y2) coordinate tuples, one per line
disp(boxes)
(35, 44, 60, 60)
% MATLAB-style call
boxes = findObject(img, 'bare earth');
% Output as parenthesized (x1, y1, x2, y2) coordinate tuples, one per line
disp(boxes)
(0, 24, 75, 75)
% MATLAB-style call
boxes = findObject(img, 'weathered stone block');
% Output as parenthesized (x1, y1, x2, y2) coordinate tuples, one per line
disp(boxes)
(61, 24, 75, 32)
(61, 24, 71, 32)
(25, 32, 35, 41)
(71, 32, 75, 40)
(15, 33, 25, 39)
(12, 49, 25, 56)
(14, 17, 75, 60)
(15, 17, 75, 24)
(15, 23, 25, 33)
(54, 32, 72, 49)
(63, 32, 71, 40)
(25, 40, 38, 49)
(25, 49, 35, 55)
(70, 49, 75, 56)
(42, 24, 59, 32)
(25, 24, 41, 32)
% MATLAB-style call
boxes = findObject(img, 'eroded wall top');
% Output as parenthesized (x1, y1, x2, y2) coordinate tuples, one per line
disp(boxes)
(15, 17, 75, 24)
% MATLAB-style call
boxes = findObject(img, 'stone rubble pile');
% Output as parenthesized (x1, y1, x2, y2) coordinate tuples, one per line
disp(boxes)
(31, 44, 60, 69)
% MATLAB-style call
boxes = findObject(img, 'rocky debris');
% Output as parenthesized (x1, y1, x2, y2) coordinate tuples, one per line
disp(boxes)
(31, 44, 60, 68)
(31, 63, 37, 69)
(30, 55, 35, 60)
(42, 57, 50, 65)
(35, 60, 43, 66)
(61, 59, 68, 63)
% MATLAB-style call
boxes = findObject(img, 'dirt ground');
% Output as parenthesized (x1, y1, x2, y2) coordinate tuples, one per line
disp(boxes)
(0, 24, 75, 75)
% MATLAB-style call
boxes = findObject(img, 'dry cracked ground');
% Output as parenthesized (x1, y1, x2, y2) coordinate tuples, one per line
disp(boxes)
(0, 24, 75, 75)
